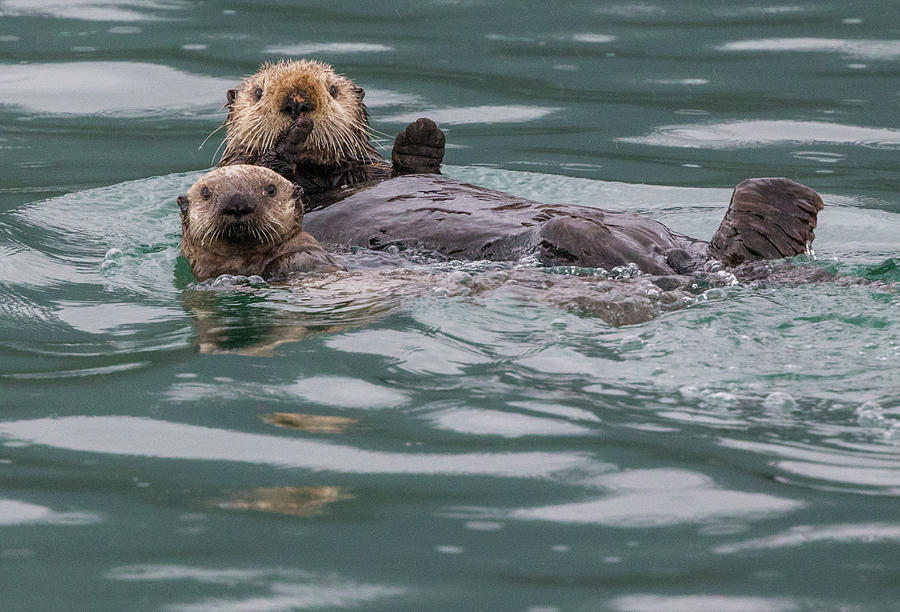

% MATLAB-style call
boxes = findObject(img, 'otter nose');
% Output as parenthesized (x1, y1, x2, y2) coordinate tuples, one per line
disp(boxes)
(282, 91, 315, 119)
(220, 193, 256, 217)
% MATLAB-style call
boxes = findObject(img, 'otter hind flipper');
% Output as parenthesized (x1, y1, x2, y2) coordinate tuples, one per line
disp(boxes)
(391, 117, 446, 176)
(709, 178, 824, 267)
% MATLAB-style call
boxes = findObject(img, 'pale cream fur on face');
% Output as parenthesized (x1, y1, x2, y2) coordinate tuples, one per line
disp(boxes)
(224, 59, 372, 166)
(184, 165, 300, 248)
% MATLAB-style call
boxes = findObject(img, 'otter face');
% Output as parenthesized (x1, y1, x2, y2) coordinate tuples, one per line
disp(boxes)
(224, 59, 369, 166)
(178, 165, 302, 249)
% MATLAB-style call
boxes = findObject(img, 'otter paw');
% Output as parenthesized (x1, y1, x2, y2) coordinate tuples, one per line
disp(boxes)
(277, 117, 314, 161)
(392, 117, 445, 175)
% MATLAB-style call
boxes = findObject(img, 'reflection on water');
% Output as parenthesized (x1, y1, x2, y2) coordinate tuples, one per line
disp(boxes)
(216, 486, 352, 517)
(0, 62, 230, 116)
(262, 412, 358, 433)
(0, 416, 595, 477)
(0, 0, 188, 22)
(0, 499, 102, 526)
(622, 120, 900, 149)
(715, 522, 900, 554)
(380, 105, 561, 125)
(609, 594, 800, 612)
(264, 42, 395, 55)
(460, 469, 803, 527)
(106, 565, 405, 611)
(719, 38, 900, 60)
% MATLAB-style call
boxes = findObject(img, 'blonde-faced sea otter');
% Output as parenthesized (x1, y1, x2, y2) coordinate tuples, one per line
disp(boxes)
(217, 59, 824, 274)
(219, 59, 444, 211)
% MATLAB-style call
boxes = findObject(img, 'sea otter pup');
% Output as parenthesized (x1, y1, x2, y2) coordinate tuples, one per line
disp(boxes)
(178, 165, 343, 281)
(218, 60, 823, 274)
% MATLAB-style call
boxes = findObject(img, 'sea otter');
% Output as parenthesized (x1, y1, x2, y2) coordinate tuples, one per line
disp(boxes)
(178, 164, 343, 281)
(217, 59, 823, 274)
(219, 59, 443, 211)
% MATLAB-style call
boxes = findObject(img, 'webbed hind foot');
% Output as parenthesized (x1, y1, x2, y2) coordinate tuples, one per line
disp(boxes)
(710, 178, 824, 266)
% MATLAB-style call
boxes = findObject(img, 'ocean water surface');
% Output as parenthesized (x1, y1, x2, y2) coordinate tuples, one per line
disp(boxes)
(1, 1, 899, 610)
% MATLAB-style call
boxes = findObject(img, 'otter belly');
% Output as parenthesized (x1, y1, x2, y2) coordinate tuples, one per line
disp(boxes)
(303, 175, 708, 275)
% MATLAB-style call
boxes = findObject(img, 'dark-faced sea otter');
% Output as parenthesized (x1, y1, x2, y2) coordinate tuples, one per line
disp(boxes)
(216, 59, 823, 274)
(178, 164, 343, 281)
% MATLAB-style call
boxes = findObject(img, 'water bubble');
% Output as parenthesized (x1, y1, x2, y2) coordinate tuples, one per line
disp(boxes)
(705, 391, 738, 406)
(679, 385, 700, 398)
(885, 422, 900, 442)
(211, 274, 240, 287)
(100, 248, 124, 272)
(856, 400, 885, 427)
(763, 391, 797, 411)
(609, 263, 642, 280)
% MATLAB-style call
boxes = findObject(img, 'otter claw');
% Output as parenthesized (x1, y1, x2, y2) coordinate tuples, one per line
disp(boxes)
(392, 117, 445, 176)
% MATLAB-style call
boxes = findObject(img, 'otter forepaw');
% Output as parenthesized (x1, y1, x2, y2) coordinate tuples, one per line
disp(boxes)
(259, 118, 314, 180)
(277, 117, 314, 161)
(392, 117, 445, 176)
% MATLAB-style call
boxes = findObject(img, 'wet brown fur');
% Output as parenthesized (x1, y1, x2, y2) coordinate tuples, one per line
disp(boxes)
(178, 165, 343, 281)
(218, 60, 389, 203)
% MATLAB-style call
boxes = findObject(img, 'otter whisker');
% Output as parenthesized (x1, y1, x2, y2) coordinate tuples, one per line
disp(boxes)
(366, 125, 395, 140)
(198, 122, 228, 151)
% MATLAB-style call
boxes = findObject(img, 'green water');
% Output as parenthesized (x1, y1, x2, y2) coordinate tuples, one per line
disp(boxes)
(2, 1, 899, 610)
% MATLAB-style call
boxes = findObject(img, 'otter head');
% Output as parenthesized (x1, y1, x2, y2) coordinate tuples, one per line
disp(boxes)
(222, 59, 371, 167)
(178, 165, 306, 280)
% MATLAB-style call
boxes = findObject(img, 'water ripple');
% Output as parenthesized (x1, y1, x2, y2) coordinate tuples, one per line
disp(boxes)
(0, 62, 232, 117)
(0, 416, 596, 478)
(264, 42, 394, 55)
(621, 120, 900, 149)
(380, 105, 560, 125)
(718, 38, 900, 60)
(0, 0, 188, 22)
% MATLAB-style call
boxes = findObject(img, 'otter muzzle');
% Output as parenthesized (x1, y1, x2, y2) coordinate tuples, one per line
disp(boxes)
(282, 90, 315, 119)
(219, 193, 256, 218)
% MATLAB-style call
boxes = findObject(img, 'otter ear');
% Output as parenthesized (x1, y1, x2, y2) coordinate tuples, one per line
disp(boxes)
(352, 85, 365, 100)
(291, 185, 305, 216)
(177, 195, 190, 228)
(225, 88, 237, 108)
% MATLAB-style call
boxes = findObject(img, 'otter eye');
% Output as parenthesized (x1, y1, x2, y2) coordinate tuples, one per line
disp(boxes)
(265, 183, 276, 197)
(200, 186, 211, 199)
(254, 87, 263, 101)
(329, 84, 338, 98)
